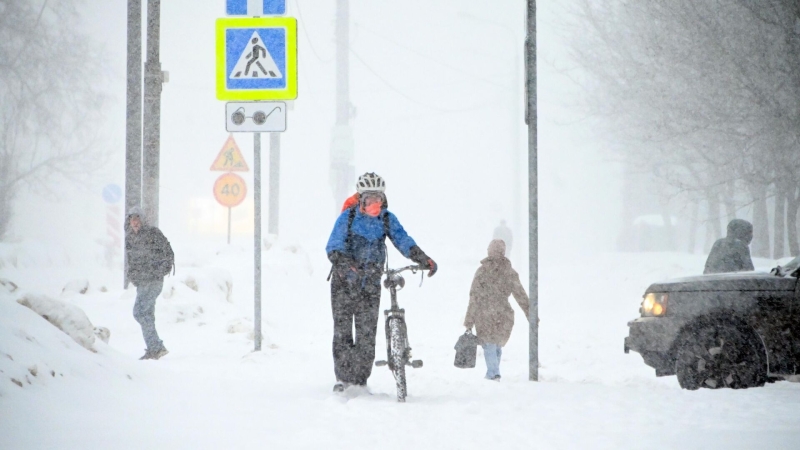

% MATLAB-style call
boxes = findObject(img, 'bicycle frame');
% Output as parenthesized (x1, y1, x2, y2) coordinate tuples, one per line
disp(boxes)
(376, 265, 424, 402)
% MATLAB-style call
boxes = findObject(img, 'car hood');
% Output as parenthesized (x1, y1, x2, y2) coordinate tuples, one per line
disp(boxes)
(646, 271, 798, 293)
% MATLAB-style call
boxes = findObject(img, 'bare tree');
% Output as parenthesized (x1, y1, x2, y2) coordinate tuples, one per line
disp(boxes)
(0, 0, 107, 239)
(568, 0, 800, 257)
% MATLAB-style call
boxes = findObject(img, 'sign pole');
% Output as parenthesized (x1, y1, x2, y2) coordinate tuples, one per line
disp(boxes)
(268, 132, 280, 234)
(526, 0, 539, 381)
(227, 206, 232, 244)
(254, 132, 262, 352)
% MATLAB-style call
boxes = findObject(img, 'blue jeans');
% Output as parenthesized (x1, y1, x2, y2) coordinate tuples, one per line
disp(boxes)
(133, 280, 165, 352)
(482, 343, 502, 379)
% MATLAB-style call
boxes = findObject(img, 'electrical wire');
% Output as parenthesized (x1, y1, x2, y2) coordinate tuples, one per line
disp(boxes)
(348, 47, 489, 113)
(293, 0, 334, 64)
(353, 22, 513, 91)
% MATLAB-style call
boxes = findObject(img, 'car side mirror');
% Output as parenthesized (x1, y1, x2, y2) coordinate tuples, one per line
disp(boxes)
(791, 267, 800, 278)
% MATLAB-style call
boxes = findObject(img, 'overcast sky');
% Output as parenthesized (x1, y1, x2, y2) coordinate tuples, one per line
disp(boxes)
(11, 0, 620, 269)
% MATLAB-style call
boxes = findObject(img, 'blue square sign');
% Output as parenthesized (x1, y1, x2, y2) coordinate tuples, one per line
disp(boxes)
(226, 28, 286, 90)
(227, 0, 285, 16)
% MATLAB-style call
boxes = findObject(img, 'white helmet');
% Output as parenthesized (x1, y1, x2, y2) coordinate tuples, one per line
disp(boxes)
(356, 172, 386, 193)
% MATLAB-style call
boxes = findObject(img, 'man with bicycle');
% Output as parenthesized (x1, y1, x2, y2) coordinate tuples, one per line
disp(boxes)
(326, 172, 438, 392)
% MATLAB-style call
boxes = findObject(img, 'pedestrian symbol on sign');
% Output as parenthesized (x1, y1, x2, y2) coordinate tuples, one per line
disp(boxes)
(230, 32, 282, 80)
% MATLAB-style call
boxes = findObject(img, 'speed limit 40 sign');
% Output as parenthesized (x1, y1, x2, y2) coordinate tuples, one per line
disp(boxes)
(214, 172, 247, 207)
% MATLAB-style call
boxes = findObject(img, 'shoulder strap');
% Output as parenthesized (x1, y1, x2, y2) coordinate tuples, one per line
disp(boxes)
(383, 213, 391, 239)
(346, 206, 357, 235)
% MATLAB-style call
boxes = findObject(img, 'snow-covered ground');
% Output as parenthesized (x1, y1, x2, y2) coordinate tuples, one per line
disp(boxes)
(1, 241, 799, 449)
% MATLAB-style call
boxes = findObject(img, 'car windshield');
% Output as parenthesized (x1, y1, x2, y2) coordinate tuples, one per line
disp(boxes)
(774, 256, 800, 276)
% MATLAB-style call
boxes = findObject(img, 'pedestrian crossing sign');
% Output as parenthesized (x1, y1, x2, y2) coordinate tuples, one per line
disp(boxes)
(216, 17, 297, 100)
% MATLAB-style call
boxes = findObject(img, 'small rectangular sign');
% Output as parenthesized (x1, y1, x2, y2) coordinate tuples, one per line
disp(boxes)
(227, 0, 286, 16)
(226, 102, 287, 132)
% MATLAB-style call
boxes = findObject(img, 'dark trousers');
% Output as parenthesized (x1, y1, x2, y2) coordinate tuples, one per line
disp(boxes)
(330, 269, 382, 385)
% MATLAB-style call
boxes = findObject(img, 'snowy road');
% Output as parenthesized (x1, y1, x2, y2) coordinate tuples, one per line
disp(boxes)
(2, 243, 799, 449)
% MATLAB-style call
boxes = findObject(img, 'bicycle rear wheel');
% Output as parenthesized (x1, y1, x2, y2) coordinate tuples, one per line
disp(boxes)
(388, 317, 407, 402)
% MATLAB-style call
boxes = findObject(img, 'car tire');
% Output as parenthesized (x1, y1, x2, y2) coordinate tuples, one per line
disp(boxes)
(675, 322, 767, 390)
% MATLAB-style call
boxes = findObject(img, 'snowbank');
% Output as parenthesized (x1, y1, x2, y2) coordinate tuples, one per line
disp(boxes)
(16, 294, 96, 351)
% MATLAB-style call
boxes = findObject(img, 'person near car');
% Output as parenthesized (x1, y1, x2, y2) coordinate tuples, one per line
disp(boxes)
(463, 239, 529, 381)
(703, 218, 755, 274)
(125, 207, 174, 360)
(325, 172, 438, 392)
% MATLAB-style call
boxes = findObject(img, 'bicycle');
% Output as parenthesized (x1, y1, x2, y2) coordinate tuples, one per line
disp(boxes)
(374, 264, 427, 402)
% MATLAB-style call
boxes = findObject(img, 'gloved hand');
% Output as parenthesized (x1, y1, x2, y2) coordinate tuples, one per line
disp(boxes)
(409, 246, 437, 277)
(328, 251, 357, 275)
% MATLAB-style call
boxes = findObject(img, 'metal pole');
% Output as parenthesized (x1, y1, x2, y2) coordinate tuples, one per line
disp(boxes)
(268, 133, 280, 235)
(526, 0, 539, 381)
(142, 0, 162, 227)
(330, 0, 354, 209)
(124, 0, 142, 288)
(227, 207, 232, 245)
(254, 133, 263, 351)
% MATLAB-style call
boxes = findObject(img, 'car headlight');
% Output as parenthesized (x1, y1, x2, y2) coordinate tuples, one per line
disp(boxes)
(641, 293, 668, 317)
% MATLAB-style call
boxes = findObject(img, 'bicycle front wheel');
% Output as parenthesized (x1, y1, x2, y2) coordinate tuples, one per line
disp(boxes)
(388, 317, 407, 402)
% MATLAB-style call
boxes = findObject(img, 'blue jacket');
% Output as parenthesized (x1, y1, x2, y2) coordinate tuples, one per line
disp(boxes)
(326, 208, 417, 267)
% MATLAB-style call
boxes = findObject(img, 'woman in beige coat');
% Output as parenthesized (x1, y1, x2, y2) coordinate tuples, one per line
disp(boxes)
(464, 239, 529, 380)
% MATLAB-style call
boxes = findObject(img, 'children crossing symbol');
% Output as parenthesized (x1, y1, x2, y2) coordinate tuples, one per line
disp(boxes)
(230, 32, 282, 79)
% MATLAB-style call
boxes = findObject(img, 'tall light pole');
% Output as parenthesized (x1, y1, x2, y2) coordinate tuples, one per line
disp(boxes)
(125, 0, 142, 288)
(142, 0, 164, 226)
(526, 0, 538, 382)
(330, 0, 354, 210)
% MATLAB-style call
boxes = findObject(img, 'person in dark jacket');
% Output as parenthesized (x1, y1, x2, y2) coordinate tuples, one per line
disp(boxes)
(125, 207, 174, 360)
(325, 172, 437, 392)
(704, 218, 755, 274)
(464, 239, 529, 381)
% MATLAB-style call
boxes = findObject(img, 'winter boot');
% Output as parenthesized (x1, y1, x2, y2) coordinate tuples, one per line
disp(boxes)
(139, 350, 152, 360)
(150, 347, 169, 360)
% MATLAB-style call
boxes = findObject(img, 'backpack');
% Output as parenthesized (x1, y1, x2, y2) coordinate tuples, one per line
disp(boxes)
(158, 235, 175, 277)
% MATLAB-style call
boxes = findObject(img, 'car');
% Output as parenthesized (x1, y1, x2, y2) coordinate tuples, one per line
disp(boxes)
(624, 257, 800, 390)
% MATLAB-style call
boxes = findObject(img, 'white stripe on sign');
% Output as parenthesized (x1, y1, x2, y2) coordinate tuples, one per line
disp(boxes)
(247, 0, 263, 16)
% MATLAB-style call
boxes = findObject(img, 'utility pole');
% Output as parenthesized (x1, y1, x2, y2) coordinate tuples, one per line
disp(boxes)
(268, 133, 280, 234)
(124, 0, 142, 288)
(330, 0, 354, 209)
(526, 0, 539, 381)
(142, 0, 164, 226)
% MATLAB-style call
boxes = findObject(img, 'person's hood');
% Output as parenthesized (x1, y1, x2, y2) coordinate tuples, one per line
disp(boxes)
(126, 206, 148, 228)
(487, 239, 506, 259)
(727, 218, 753, 244)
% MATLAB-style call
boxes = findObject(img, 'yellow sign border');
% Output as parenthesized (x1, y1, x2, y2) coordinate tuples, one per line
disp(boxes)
(216, 17, 298, 101)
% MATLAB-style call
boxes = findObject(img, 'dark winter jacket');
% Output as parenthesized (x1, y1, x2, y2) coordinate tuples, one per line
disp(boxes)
(125, 208, 174, 286)
(326, 207, 417, 270)
(464, 240, 529, 346)
(704, 219, 755, 274)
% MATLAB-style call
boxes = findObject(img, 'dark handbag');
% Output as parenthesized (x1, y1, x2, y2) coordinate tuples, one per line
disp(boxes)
(454, 330, 479, 369)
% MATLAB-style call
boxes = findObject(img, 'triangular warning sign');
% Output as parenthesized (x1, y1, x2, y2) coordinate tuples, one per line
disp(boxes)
(229, 31, 283, 80)
(210, 135, 249, 172)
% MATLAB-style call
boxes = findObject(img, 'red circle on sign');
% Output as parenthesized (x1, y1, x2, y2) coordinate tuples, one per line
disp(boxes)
(213, 172, 247, 207)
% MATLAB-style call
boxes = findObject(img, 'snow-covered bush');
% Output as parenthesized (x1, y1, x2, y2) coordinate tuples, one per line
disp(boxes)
(62, 278, 89, 295)
(16, 294, 96, 351)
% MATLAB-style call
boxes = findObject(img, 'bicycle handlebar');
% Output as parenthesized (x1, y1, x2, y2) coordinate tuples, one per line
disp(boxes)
(383, 264, 426, 276)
